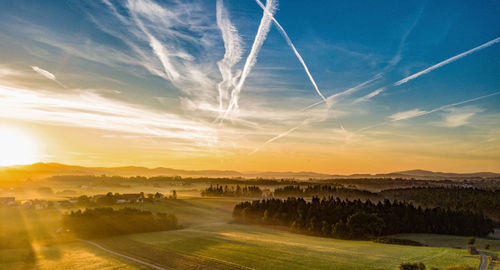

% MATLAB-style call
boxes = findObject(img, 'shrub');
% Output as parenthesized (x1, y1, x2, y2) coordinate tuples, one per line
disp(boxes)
(400, 262, 426, 270)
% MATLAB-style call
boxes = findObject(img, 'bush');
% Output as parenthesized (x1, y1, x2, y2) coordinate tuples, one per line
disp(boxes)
(400, 262, 426, 270)
(373, 237, 424, 246)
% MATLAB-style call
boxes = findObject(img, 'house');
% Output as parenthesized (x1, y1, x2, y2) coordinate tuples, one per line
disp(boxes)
(0, 197, 15, 206)
(121, 193, 144, 203)
(57, 200, 73, 208)
(116, 199, 129, 204)
(22, 200, 33, 208)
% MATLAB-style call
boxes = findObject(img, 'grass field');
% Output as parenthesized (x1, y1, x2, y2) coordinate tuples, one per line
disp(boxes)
(0, 195, 497, 269)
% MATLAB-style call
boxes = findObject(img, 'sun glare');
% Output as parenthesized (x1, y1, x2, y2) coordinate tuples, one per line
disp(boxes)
(0, 126, 39, 166)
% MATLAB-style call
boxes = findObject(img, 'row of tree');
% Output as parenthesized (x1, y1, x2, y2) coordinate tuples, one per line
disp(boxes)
(63, 207, 178, 237)
(273, 185, 379, 200)
(201, 184, 263, 197)
(233, 197, 494, 239)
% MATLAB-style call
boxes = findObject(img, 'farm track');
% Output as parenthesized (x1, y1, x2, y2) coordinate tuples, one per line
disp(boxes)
(86, 237, 254, 270)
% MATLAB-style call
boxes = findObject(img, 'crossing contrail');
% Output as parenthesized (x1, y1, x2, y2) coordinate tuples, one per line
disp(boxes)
(223, 0, 277, 119)
(216, 0, 243, 113)
(255, 0, 327, 103)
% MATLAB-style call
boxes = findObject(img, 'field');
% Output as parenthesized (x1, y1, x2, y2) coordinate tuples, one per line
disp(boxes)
(0, 194, 497, 270)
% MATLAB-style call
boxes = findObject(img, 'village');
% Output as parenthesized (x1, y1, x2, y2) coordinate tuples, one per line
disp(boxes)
(0, 190, 177, 209)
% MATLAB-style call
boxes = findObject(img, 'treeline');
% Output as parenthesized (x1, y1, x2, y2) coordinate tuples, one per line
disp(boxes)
(201, 184, 263, 197)
(273, 185, 379, 200)
(48, 175, 300, 186)
(63, 207, 178, 237)
(233, 197, 494, 239)
(382, 187, 500, 221)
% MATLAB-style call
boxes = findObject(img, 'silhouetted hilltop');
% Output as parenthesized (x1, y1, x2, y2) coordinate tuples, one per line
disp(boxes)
(1, 163, 499, 181)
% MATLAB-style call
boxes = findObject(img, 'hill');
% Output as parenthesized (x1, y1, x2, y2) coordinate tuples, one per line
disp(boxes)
(1, 163, 499, 181)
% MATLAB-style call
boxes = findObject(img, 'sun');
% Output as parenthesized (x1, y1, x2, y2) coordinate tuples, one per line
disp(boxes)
(0, 126, 39, 166)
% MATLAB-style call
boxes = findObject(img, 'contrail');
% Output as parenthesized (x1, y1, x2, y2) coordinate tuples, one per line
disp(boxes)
(394, 37, 500, 86)
(250, 76, 381, 154)
(255, 0, 327, 103)
(249, 119, 310, 155)
(352, 87, 385, 104)
(253, 90, 500, 154)
(223, 0, 277, 118)
(356, 90, 500, 133)
(216, 0, 243, 113)
(32, 66, 67, 89)
(353, 36, 500, 103)
(304, 75, 381, 110)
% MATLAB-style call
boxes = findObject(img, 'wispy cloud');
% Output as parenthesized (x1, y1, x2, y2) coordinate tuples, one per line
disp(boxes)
(389, 109, 426, 121)
(0, 84, 216, 143)
(357, 91, 500, 133)
(439, 106, 484, 127)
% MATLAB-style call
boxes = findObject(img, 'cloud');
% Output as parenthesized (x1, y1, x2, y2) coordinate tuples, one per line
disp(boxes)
(355, 91, 500, 134)
(389, 109, 426, 121)
(0, 84, 216, 143)
(439, 106, 484, 127)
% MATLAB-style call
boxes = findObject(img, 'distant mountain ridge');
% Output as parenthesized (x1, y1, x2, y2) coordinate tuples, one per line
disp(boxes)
(1, 162, 499, 181)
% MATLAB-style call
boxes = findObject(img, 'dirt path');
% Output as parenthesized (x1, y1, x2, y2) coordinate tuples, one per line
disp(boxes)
(80, 239, 173, 270)
(478, 251, 488, 270)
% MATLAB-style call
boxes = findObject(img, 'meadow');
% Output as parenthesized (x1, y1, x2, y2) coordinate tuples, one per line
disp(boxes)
(1, 192, 497, 270)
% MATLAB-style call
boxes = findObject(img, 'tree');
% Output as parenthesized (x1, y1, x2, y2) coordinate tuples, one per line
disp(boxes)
(172, 190, 177, 199)
(467, 237, 475, 246)
(400, 262, 426, 270)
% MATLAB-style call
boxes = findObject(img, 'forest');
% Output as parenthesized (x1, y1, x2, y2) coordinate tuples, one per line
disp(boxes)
(233, 197, 494, 239)
(381, 187, 500, 221)
(63, 207, 179, 237)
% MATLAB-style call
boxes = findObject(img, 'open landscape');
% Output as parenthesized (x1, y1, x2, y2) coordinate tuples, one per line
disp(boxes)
(1, 166, 499, 270)
(1, 0, 499, 269)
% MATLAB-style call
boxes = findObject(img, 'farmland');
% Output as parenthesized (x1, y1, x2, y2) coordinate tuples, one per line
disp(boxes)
(1, 194, 496, 270)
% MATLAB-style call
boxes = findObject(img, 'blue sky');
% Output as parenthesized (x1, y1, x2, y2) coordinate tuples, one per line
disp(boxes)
(0, 0, 499, 172)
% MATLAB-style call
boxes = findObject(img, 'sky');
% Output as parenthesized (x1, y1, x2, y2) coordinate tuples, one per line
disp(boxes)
(0, 0, 499, 173)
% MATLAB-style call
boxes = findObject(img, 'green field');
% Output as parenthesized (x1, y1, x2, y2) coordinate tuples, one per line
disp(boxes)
(0, 195, 497, 269)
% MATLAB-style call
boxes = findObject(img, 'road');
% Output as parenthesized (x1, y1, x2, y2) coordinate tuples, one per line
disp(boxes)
(478, 251, 488, 270)
(80, 239, 173, 270)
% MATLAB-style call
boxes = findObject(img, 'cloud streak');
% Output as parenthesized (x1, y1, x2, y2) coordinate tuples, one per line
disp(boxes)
(0, 84, 216, 143)
(357, 90, 500, 133)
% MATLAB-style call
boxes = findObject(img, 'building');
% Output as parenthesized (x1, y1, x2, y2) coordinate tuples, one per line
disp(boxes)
(0, 197, 16, 206)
